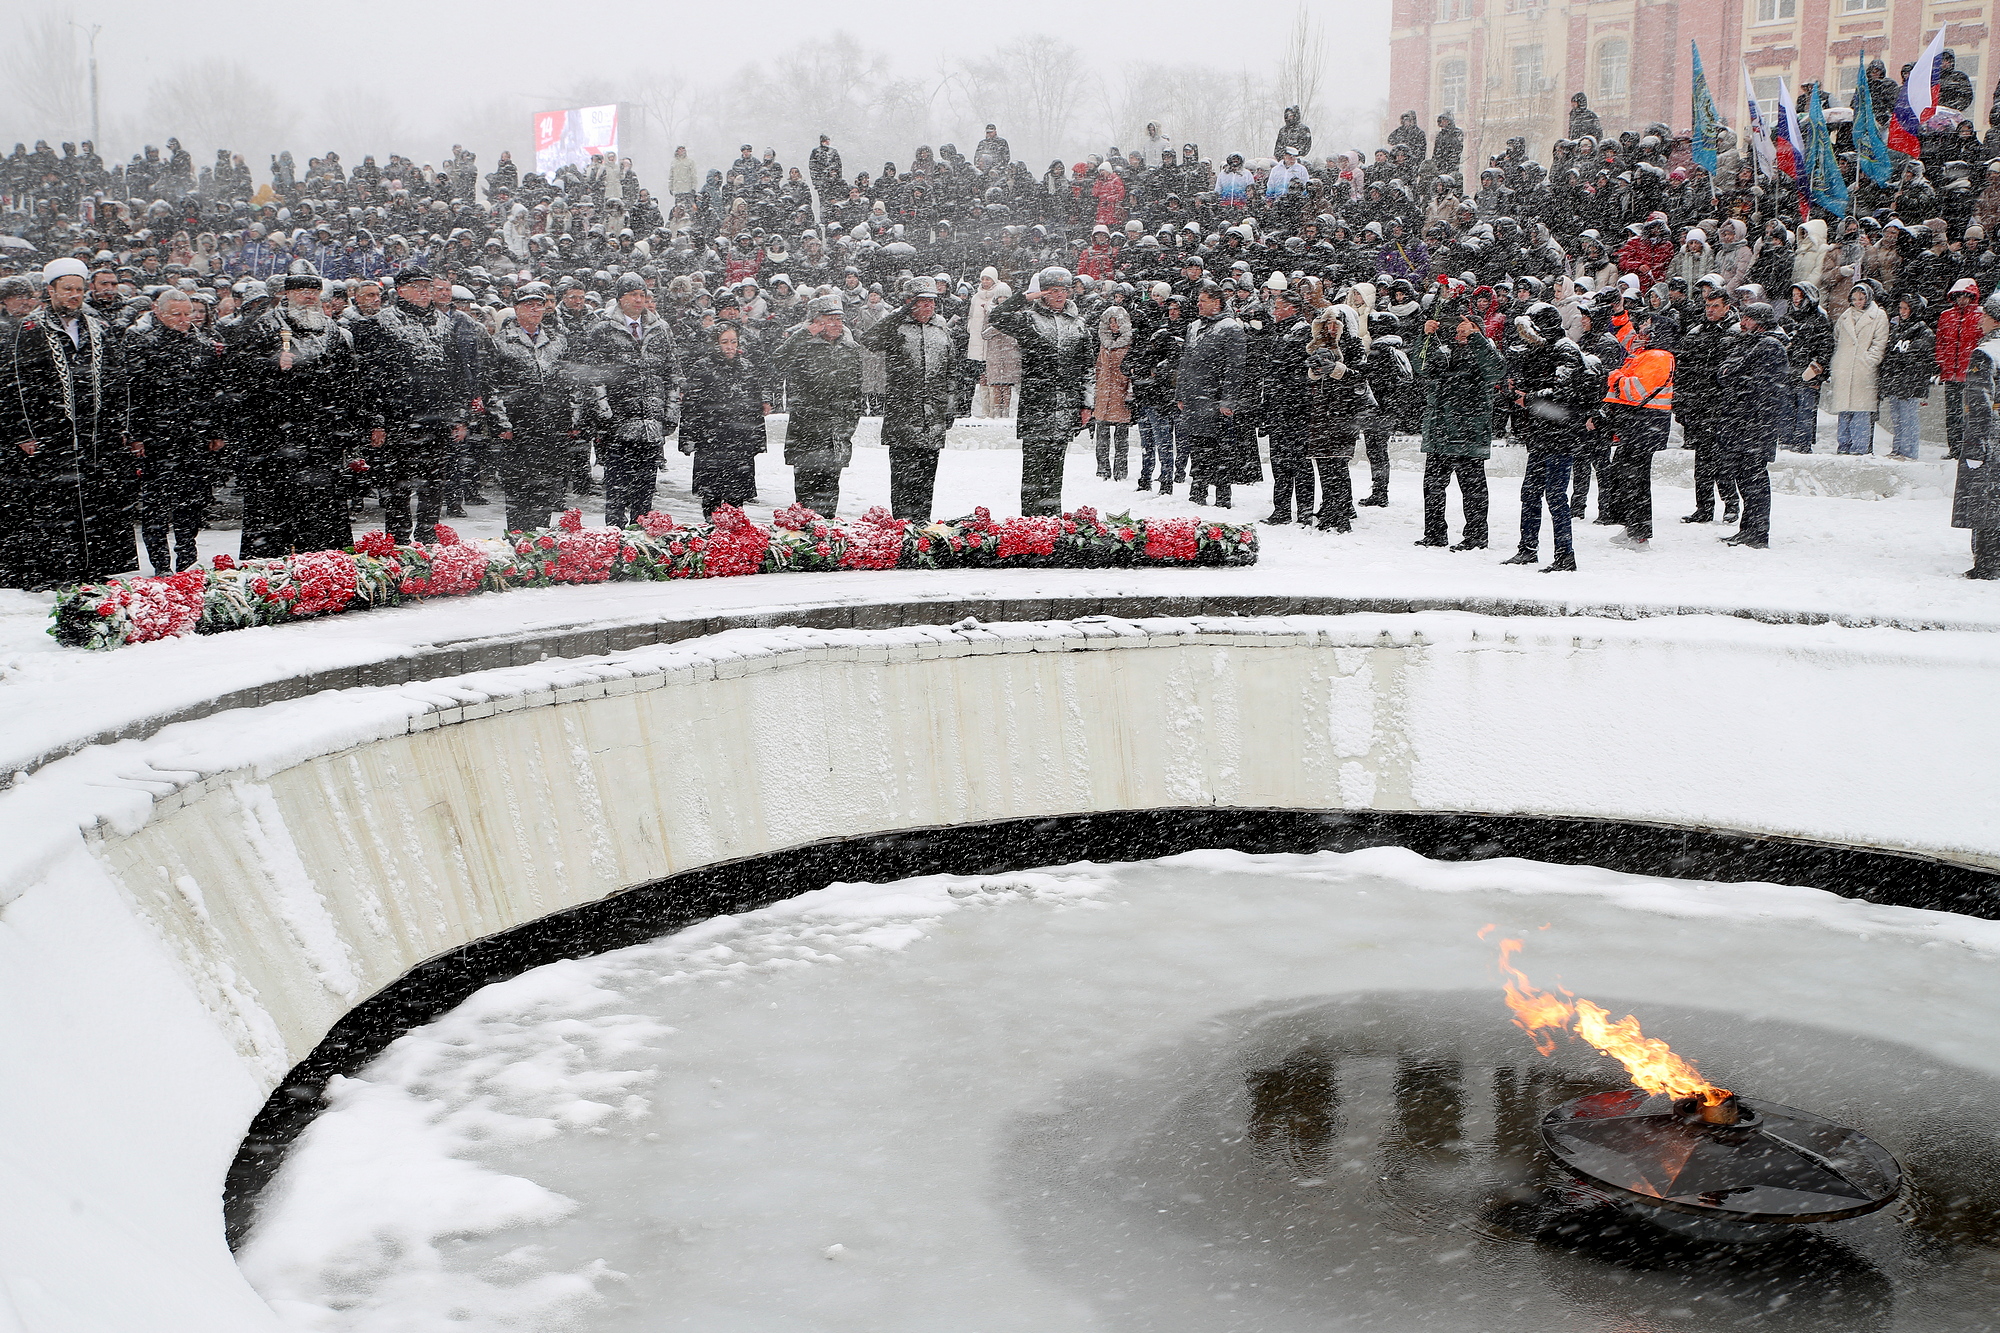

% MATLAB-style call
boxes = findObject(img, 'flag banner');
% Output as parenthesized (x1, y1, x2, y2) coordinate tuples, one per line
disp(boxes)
(1854, 52, 1893, 187)
(1772, 77, 1802, 178)
(1744, 64, 1778, 178)
(1805, 83, 1850, 217)
(534, 105, 620, 177)
(1890, 24, 1950, 156)
(1691, 42, 1723, 175)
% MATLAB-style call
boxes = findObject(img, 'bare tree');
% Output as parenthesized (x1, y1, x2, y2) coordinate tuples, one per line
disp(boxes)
(1275, 3, 1330, 134)
(2, 5, 88, 144)
(142, 59, 300, 164)
(960, 34, 1089, 164)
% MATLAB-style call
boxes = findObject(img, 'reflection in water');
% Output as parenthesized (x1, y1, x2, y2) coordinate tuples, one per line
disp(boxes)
(998, 992, 2000, 1333)
(1246, 1047, 1897, 1330)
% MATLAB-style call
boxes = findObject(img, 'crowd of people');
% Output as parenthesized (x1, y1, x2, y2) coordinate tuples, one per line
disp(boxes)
(5, 83, 2000, 593)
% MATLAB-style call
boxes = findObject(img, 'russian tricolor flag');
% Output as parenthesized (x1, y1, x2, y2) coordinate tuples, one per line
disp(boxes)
(1889, 24, 1951, 156)
(1772, 77, 1804, 177)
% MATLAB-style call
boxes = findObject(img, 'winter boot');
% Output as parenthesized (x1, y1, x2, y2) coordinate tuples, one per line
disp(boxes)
(1540, 550, 1578, 572)
(1500, 548, 1539, 565)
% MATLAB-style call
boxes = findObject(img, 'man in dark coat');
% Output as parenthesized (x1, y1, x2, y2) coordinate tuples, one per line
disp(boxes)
(1713, 302, 1789, 549)
(987, 266, 1095, 516)
(1260, 287, 1315, 524)
(1674, 287, 1742, 524)
(774, 296, 864, 516)
(124, 289, 225, 573)
(1953, 293, 2000, 577)
(486, 283, 583, 533)
(1499, 303, 1599, 571)
(809, 136, 845, 200)
(1387, 111, 1428, 163)
(354, 267, 471, 544)
(1174, 280, 1250, 508)
(576, 273, 683, 529)
(228, 272, 363, 556)
(859, 276, 961, 519)
(1274, 106, 1313, 160)
(1414, 297, 1506, 549)
(1568, 94, 1604, 142)
(0, 257, 135, 588)
(1433, 113, 1465, 178)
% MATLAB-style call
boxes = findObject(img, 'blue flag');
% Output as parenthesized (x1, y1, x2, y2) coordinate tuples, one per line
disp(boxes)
(1804, 83, 1850, 217)
(1852, 52, 1893, 187)
(1690, 41, 1722, 175)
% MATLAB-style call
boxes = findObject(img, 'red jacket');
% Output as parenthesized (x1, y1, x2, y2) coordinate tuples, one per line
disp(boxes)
(1077, 241, 1116, 280)
(1936, 291, 1982, 383)
(1092, 172, 1127, 226)
(1616, 235, 1675, 290)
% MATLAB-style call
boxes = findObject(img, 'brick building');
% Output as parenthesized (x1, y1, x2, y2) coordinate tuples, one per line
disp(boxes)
(1386, 0, 1997, 172)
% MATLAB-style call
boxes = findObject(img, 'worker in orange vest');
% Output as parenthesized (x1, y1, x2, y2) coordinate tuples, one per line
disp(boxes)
(1601, 309, 1676, 550)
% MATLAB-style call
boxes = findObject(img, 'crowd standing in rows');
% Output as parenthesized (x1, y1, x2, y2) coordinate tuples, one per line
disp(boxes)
(5, 86, 2000, 591)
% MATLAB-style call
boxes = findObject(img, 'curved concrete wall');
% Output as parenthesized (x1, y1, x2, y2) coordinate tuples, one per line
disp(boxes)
(3, 610, 1998, 1331)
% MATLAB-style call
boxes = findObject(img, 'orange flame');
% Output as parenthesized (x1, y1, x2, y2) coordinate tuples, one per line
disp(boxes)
(1484, 928, 1730, 1105)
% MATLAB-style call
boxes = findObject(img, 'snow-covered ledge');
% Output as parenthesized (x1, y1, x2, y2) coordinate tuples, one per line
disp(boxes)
(3, 611, 1998, 1331)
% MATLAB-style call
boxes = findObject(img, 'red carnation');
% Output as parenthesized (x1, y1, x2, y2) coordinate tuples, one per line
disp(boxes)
(432, 523, 461, 546)
(211, 553, 237, 570)
(537, 534, 557, 550)
(558, 508, 584, 533)
(354, 530, 397, 557)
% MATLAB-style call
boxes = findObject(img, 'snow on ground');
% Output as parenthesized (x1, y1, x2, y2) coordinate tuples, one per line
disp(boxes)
(234, 847, 2000, 1333)
(1, 421, 1995, 777)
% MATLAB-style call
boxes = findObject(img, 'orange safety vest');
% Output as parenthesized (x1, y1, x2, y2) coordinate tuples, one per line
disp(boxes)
(1603, 348, 1675, 411)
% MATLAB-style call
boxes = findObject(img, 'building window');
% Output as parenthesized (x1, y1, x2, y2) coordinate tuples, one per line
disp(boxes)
(1512, 44, 1546, 96)
(1839, 0, 1885, 13)
(1752, 75, 1785, 121)
(1956, 53, 1982, 86)
(1597, 39, 1630, 101)
(1434, 0, 1471, 21)
(1755, 0, 1797, 22)
(1440, 59, 1468, 117)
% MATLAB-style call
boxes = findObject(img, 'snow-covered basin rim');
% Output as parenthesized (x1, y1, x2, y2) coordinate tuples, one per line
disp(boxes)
(10, 583, 2000, 786)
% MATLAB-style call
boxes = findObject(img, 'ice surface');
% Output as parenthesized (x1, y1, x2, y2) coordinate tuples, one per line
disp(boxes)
(237, 848, 2000, 1332)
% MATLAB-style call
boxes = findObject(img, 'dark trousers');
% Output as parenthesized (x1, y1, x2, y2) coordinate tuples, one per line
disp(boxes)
(1685, 417, 1740, 518)
(140, 461, 206, 574)
(498, 433, 569, 534)
(1722, 450, 1773, 541)
(1268, 424, 1311, 521)
(1422, 453, 1488, 544)
(1945, 382, 1966, 457)
(889, 444, 940, 520)
(1021, 439, 1067, 516)
(1605, 410, 1669, 539)
(1570, 443, 1611, 520)
(1135, 404, 1176, 487)
(1362, 424, 1391, 500)
(1518, 449, 1574, 555)
(793, 466, 842, 516)
(1094, 422, 1130, 479)
(1972, 527, 2000, 578)
(1312, 456, 1354, 528)
(377, 426, 455, 544)
(600, 441, 661, 530)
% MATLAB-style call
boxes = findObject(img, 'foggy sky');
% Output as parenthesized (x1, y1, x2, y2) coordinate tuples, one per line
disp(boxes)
(8, 0, 1391, 180)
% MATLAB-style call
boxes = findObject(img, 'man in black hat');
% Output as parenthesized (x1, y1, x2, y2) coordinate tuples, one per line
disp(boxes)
(353, 266, 471, 545)
(988, 266, 1095, 515)
(576, 272, 682, 528)
(228, 268, 364, 556)
(859, 276, 962, 519)
(774, 295, 863, 516)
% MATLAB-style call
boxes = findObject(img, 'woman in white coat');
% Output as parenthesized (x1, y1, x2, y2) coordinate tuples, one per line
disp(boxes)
(1827, 283, 1891, 454)
(965, 267, 1013, 416)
